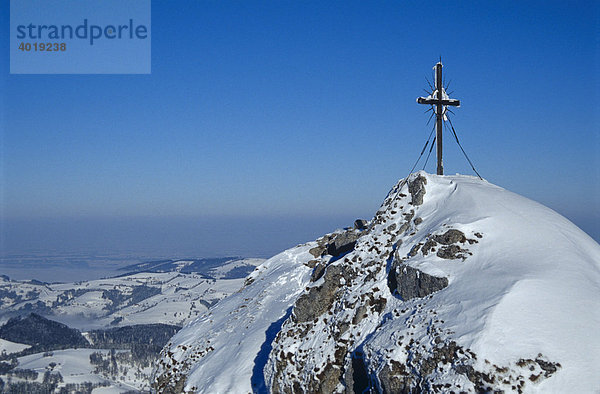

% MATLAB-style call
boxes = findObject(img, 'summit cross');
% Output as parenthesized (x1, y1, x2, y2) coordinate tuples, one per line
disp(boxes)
(417, 61, 460, 175)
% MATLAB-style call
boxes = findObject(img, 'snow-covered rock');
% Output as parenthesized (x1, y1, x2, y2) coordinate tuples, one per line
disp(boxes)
(153, 172, 600, 393)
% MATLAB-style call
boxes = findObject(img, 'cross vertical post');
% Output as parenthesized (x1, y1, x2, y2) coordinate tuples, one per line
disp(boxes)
(435, 63, 444, 175)
(417, 61, 460, 175)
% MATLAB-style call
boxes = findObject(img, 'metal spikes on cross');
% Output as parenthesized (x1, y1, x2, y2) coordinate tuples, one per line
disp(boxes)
(388, 60, 481, 205)
(417, 61, 460, 175)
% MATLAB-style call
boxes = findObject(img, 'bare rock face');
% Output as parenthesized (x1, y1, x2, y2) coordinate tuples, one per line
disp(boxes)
(309, 245, 326, 258)
(305, 259, 319, 268)
(310, 229, 363, 258)
(309, 234, 336, 257)
(310, 262, 326, 282)
(353, 219, 368, 230)
(436, 244, 463, 259)
(153, 352, 188, 393)
(418, 229, 477, 260)
(292, 264, 354, 323)
(408, 175, 427, 205)
(388, 263, 448, 301)
(372, 340, 561, 394)
(378, 360, 413, 394)
(434, 229, 467, 245)
(154, 375, 187, 394)
(327, 231, 361, 257)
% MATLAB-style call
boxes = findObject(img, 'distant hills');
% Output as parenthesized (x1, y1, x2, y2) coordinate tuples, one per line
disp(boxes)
(0, 257, 263, 330)
(119, 257, 264, 279)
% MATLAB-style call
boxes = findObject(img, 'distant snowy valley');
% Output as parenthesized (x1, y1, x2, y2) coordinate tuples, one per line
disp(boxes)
(0, 257, 263, 393)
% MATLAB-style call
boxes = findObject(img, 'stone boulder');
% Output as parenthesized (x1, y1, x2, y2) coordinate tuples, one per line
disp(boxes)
(408, 175, 427, 206)
(436, 245, 463, 259)
(433, 229, 467, 245)
(354, 219, 369, 230)
(327, 231, 361, 257)
(309, 245, 327, 258)
(310, 263, 326, 282)
(388, 263, 448, 301)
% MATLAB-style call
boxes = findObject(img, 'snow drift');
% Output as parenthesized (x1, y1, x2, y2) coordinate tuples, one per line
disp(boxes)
(153, 172, 600, 393)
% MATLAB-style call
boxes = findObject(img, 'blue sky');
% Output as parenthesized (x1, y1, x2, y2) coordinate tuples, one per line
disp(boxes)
(1, 1, 599, 258)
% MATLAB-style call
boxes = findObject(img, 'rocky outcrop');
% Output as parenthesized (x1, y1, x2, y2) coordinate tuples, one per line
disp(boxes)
(434, 229, 467, 245)
(408, 175, 427, 205)
(292, 263, 355, 323)
(415, 229, 478, 260)
(378, 359, 413, 394)
(309, 229, 363, 258)
(308, 228, 365, 257)
(310, 263, 326, 282)
(388, 263, 448, 300)
(309, 245, 327, 258)
(154, 371, 187, 394)
(373, 340, 561, 394)
(327, 231, 360, 257)
(353, 219, 368, 230)
(436, 244, 463, 259)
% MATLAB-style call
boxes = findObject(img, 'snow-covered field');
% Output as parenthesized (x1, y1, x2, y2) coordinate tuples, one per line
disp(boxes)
(0, 338, 30, 354)
(6, 349, 141, 393)
(154, 172, 600, 393)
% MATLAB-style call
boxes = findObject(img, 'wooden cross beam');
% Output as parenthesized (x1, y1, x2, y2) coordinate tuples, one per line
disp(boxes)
(417, 62, 460, 175)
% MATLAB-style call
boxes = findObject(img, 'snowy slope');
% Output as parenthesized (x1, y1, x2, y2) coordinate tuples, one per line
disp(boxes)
(0, 338, 30, 354)
(153, 172, 600, 393)
(154, 248, 313, 392)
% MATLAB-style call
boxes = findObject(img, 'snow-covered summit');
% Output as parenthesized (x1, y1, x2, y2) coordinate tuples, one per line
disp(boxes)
(153, 172, 600, 393)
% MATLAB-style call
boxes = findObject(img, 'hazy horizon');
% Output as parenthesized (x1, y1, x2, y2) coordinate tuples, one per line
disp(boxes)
(2, 192, 598, 282)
